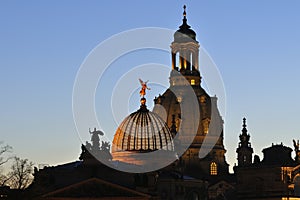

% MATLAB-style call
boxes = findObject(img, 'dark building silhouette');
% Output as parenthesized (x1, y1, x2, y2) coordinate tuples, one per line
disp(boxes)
(22, 5, 300, 200)
(26, 6, 235, 200)
(234, 119, 300, 200)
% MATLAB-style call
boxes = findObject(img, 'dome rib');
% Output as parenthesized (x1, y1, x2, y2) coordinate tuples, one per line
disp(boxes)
(121, 114, 132, 150)
(132, 111, 141, 150)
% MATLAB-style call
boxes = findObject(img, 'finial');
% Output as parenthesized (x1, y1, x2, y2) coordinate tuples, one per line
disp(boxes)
(140, 97, 146, 105)
(241, 117, 248, 136)
(243, 117, 247, 128)
(183, 5, 187, 17)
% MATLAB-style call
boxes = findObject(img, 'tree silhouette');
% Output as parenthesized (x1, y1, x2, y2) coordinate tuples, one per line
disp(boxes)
(0, 142, 12, 167)
(7, 157, 34, 189)
(0, 142, 12, 186)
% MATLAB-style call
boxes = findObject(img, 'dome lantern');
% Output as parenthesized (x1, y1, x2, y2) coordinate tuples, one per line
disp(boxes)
(174, 5, 197, 42)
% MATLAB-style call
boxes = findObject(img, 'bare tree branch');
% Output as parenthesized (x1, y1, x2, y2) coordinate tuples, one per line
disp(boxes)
(0, 142, 13, 166)
(6, 156, 34, 190)
(0, 173, 13, 187)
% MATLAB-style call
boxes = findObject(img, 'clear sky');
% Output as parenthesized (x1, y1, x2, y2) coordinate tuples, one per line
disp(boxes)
(1, 1, 300, 172)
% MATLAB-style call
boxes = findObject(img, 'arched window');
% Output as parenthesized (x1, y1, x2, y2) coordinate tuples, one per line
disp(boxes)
(210, 162, 217, 175)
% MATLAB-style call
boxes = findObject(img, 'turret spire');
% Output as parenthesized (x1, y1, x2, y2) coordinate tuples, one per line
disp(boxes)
(240, 118, 250, 143)
(242, 117, 247, 135)
(180, 5, 190, 30)
(236, 117, 254, 166)
(243, 117, 246, 128)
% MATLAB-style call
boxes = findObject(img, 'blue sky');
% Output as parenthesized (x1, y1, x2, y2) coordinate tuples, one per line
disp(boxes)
(1, 1, 300, 172)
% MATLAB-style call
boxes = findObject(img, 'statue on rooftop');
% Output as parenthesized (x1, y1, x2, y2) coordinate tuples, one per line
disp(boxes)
(89, 128, 104, 151)
(293, 139, 300, 163)
(139, 79, 150, 97)
(293, 139, 299, 152)
(85, 141, 92, 151)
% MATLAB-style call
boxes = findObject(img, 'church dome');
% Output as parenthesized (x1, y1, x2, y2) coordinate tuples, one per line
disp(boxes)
(174, 24, 196, 42)
(174, 5, 197, 42)
(112, 98, 174, 153)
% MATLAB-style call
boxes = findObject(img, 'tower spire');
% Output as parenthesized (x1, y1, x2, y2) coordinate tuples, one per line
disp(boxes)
(243, 117, 246, 128)
(236, 117, 253, 166)
(242, 117, 247, 135)
(180, 5, 190, 29)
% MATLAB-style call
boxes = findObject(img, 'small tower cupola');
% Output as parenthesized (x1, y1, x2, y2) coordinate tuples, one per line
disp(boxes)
(236, 118, 254, 167)
(174, 5, 196, 42)
(170, 5, 201, 87)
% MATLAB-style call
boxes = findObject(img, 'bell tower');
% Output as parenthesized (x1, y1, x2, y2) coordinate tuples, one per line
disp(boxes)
(153, 5, 229, 178)
(236, 118, 253, 166)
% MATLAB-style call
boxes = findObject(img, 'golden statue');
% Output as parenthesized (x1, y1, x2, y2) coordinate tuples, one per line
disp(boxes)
(139, 79, 150, 97)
